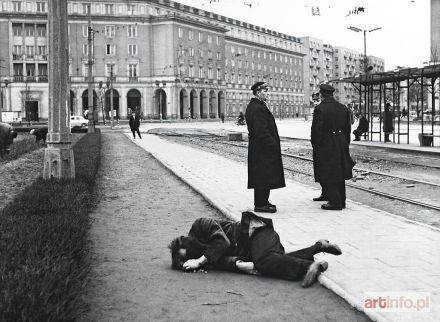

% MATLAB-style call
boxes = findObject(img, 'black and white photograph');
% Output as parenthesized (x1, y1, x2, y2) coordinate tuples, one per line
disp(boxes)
(0, 0, 439, 321)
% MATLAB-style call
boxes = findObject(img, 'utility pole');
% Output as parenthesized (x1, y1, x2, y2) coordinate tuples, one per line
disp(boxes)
(0, 59, 5, 122)
(43, 0, 75, 179)
(110, 64, 114, 128)
(87, 4, 94, 133)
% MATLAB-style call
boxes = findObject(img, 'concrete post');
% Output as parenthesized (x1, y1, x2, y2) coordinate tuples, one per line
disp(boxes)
(43, 0, 75, 179)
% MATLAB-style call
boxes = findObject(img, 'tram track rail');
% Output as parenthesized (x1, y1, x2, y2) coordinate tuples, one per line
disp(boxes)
(155, 132, 440, 212)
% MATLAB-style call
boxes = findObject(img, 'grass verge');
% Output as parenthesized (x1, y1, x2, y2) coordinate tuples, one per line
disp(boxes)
(0, 134, 40, 165)
(0, 131, 101, 321)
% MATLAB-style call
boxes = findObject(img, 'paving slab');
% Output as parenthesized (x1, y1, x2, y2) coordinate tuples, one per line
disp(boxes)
(129, 133, 440, 322)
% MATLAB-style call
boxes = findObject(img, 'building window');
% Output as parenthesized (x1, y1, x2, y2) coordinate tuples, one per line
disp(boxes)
(105, 4, 114, 15)
(198, 31, 202, 42)
(13, 45, 22, 55)
(189, 47, 194, 57)
(127, 4, 136, 15)
(25, 25, 34, 37)
(105, 25, 115, 38)
(106, 44, 116, 56)
(188, 30, 194, 40)
(36, 25, 46, 37)
(36, 2, 46, 12)
(12, 1, 22, 11)
(38, 45, 46, 55)
(13, 24, 22, 37)
(105, 63, 115, 77)
(208, 50, 213, 59)
(128, 63, 138, 77)
(189, 65, 194, 77)
(82, 3, 90, 14)
(82, 25, 88, 37)
(127, 25, 137, 38)
(128, 44, 137, 56)
(208, 67, 213, 79)
(217, 68, 221, 80)
(216, 52, 221, 60)
(26, 46, 35, 57)
(83, 44, 91, 55)
(178, 27, 183, 38)
(216, 36, 220, 45)
(198, 67, 204, 78)
(207, 35, 212, 44)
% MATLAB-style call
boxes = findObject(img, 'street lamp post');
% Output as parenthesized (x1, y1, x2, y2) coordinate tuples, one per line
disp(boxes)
(347, 26, 382, 74)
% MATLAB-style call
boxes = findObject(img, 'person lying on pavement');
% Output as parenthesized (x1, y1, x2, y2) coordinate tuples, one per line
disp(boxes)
(169, 211, 342, 288)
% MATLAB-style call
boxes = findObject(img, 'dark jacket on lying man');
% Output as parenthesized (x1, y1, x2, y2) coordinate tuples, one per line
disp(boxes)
(169, 211, 342, 286)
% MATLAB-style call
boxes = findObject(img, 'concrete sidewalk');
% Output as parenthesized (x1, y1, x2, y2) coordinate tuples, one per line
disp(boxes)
(130, 133, 440, 322)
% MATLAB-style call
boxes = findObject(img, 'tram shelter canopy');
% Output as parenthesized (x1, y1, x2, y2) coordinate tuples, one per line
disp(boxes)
(328, 64, 440, 146)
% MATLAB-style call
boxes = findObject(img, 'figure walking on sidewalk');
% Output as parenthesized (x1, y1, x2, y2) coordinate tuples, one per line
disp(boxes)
(311, 84, 353, 210)
(129, 109, 142, 139)
(245, 82, 285, 213)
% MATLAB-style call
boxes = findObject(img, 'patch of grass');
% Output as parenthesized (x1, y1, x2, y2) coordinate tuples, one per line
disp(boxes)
(0, 132, 101, 321)
(0, 133, 40, 164)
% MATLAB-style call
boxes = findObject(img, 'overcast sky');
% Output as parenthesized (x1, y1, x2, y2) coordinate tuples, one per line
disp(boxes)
(175, 0, 431, 71)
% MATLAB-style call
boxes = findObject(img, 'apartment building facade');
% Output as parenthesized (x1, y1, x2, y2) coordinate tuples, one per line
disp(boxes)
(0, 0, 305, 122)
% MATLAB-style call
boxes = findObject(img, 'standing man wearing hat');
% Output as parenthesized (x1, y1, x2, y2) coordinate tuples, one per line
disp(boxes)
(311, 84, 353, 210)
(245, 82, 285, 213)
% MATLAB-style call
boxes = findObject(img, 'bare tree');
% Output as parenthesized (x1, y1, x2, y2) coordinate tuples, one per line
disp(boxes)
(408, 82, 428, 118)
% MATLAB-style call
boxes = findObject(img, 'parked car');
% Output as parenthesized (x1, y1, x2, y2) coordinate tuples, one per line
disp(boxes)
(70, 115, 88, 128)
(408, 111, 418, 121)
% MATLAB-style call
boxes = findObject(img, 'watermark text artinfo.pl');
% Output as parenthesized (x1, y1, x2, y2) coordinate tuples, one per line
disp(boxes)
(363, 292, 430, 312)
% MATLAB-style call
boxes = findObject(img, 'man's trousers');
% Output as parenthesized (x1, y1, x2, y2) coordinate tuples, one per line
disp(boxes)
(249, 227, 321, 281)
(324, 181, 346, 207)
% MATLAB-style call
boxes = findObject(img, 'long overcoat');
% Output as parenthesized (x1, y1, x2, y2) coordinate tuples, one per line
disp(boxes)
(311, 96, 353, 183)
(245, 98, 285, 190)
(129, 114, 140, 131)
(382, 108, 394, 133)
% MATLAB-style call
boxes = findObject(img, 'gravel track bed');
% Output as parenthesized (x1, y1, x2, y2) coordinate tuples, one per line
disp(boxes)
(158, 133, 440, 228)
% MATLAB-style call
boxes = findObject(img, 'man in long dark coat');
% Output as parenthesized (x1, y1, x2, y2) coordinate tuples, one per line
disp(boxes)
(129, 110, 142, 139)
(311, 84, 353, 210)
(169, 211, 342, 288)
(383, 103, 394, 143)
(245, 82, 285, 213)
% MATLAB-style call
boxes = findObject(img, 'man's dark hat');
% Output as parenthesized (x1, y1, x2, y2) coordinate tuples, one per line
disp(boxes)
(319, 83, 335, 93)
(251, 81, 269, 91)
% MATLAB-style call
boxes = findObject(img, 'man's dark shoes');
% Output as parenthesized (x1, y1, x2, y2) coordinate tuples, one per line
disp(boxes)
(313, 195, 327, 202)
(318, 239, 342, 255)
(267, 202, 277, 210)
(254, 205, 277, 213)
(302, 261, 328, 288)
(321, 203, 342, 211)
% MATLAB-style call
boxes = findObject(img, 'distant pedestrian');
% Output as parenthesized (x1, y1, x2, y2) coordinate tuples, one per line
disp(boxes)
(245, 81, 285, 213)
(129, 110, 142, 139)
(383, 103, 394, 143)
(311, 84, 353, 210)
(353, 113, 369, 141)
(237, 112, 245, 125)
(30, 127, 48, 145)
(220, 112, 225, 123)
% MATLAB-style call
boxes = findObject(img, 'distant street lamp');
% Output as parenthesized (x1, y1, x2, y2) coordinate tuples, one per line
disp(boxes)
(347, 26, 382, 74)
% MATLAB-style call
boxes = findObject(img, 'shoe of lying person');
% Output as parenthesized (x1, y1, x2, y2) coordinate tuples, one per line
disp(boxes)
(318, 239, 342, 255)
(302, 261, 328, 288)
(254, 205, 277, 213)
(321, 203, 342, 211)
